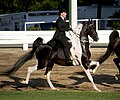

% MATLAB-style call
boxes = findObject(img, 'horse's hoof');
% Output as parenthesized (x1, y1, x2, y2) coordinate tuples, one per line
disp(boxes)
(95, 88, 101, 92)
(115, 74, 120, 80)
(89, 69, 96, 74)
(20, 80, 28, 84)
(97, 89, 102, 92)
(89, 69, 93, 73)
(52, 88, 59, 91)
(94, 87, 101, 92)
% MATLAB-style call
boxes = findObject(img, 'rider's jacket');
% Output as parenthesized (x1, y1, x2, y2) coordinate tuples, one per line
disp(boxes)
(53, 16, 70, 39)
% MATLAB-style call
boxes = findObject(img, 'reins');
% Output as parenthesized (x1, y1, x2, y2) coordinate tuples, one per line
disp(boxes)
(68, 23, 96, 44)
(73, 31, 80, 38)
(68, 30, 80, 39)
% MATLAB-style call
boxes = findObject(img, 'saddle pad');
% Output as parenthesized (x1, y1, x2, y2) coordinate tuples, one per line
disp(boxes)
(57, 48, 65, 59)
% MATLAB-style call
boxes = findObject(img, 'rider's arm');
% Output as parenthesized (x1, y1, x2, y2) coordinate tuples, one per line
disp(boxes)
(57, 19, 71, 32)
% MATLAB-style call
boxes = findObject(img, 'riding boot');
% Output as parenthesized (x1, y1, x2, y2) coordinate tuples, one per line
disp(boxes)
(65, 59, 73, 66)
(63, 48, 73, 66)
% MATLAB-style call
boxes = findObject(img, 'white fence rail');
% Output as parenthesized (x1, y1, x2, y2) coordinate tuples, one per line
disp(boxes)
(0, 31, 54, 50)
(0, 19, 120, 50)
(0, 30, 116, 50)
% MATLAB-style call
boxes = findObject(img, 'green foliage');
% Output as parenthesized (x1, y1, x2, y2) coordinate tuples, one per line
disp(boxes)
(0, 0, 117, 15)
(26, 26, 40, 31)
(108, 10, 120, 30)
(0, 0, 61, 14)
(110, 21, 120, 30)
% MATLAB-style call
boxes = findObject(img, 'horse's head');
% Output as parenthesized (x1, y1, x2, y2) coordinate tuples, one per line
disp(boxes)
(82, 21, 99, 42)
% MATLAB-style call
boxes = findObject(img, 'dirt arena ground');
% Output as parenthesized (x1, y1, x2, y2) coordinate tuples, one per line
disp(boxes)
(0, 48, 120, 92)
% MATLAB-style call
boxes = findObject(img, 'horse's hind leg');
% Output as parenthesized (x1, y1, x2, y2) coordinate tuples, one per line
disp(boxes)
(113, 58, 120, 80)
(45, 62, 59, 91)
(21, 65, 37, 84)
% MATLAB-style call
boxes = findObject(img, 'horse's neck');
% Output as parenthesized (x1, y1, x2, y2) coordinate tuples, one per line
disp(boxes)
(66, 23, 84, 49)
(70, 24, 83, 51)
(79, 24, 88, 40)
(66, 23, 83, 41)
(80, 33, 89, 42)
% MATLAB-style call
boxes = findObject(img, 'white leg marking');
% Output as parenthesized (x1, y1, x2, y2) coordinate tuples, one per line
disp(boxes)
(46, 71, 59, 91)
(84, 69, 101, 92)
(89, 61, 100, 73)
(21, 65, 37, 84)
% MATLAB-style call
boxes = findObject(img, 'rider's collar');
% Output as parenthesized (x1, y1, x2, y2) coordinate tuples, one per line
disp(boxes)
(60, 16, 65, 21)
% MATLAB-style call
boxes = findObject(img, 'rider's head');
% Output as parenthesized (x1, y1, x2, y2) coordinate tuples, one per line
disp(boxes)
(59, 8, 67, 19)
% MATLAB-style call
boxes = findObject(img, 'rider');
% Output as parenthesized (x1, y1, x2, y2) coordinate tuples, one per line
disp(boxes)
(48, 8, 73, 66)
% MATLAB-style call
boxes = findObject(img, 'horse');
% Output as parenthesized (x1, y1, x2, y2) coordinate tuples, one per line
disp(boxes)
(0, 21, 100, 92)
(89, 30, 120, 80)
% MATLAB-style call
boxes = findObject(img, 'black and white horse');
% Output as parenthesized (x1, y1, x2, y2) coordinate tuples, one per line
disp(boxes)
(90, 30, 120, 80)
(1, 21, 100, 91)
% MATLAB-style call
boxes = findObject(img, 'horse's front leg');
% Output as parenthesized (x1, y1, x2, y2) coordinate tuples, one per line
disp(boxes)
(21, 65, 37, 84)
(81, 65, 101, 92)
(84, 68, 101, 92)
(89, 61, 100, 73)
(81, 55, 101, 92)
(45, 62, 59, 91)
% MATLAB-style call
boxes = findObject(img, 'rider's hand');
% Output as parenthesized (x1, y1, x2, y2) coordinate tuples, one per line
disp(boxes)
(69, 28, 73, 32)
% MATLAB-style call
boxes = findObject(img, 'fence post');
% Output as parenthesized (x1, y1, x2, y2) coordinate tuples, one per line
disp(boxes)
(23, 43, 28, 51)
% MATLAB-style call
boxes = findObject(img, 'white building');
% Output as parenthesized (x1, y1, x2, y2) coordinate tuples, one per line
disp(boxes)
(78, 5, 120, 19)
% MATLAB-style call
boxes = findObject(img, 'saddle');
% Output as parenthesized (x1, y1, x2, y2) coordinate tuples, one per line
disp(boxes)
(57, 48, 66, 59)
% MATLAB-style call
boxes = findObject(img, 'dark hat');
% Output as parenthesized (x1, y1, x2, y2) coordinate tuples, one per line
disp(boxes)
(59, 8, 67, 14)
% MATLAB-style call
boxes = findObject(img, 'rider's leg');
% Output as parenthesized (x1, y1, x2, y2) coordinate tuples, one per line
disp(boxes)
(59, 37, 73, 66)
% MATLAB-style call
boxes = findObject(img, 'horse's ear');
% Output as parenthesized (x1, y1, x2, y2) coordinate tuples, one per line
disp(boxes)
(88, 19, 91, 22)
(90, 18, 93, 22)
(88, 19, 92, 24)
(88, 18, 93, 24)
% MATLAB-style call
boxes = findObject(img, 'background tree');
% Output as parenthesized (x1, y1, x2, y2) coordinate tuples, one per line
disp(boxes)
(0, 0, 118, 15)
(0, 0, 15, 13)
(108, 10, 120, 30)
(0, 0, 61, 14)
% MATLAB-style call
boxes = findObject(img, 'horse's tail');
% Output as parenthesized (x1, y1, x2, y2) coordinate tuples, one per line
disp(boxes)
(98, 30, 119, 64)
(0, 37, 43, 76)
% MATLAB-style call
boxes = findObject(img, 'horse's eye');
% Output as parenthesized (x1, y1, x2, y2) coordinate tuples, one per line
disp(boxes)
(93, 25, 96, 28)
(86, 29, 89, 31)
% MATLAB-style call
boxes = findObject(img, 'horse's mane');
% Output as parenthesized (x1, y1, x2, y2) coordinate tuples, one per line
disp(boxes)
(74, 23, 83, 35)
(80, 21, 92, 34)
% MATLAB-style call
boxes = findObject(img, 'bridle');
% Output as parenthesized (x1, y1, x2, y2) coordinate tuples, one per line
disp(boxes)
(68, 23, 96, 42)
